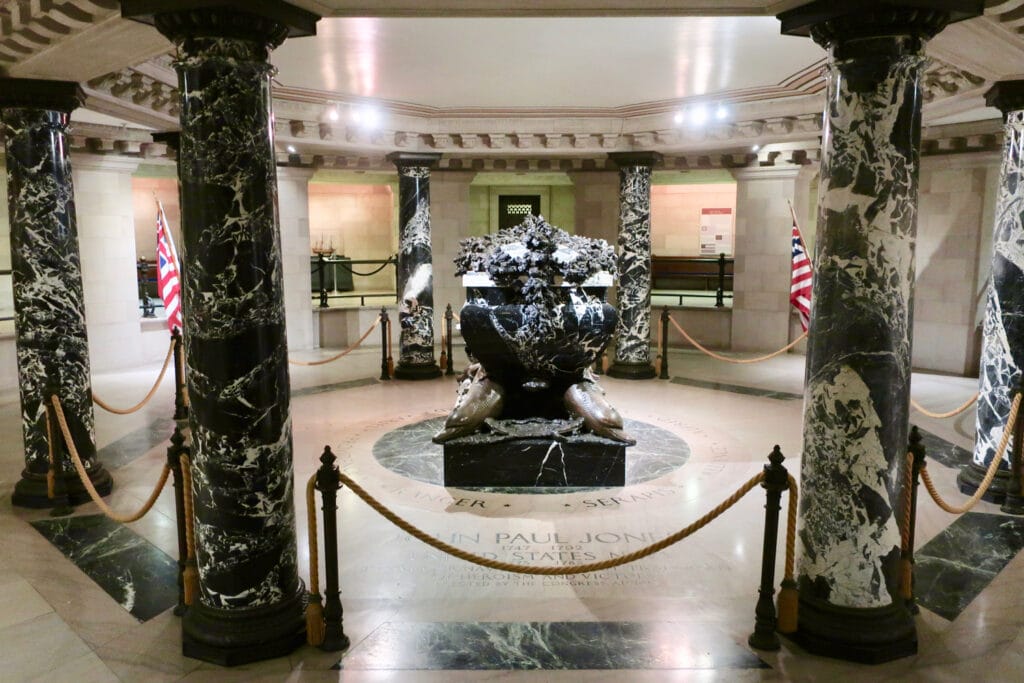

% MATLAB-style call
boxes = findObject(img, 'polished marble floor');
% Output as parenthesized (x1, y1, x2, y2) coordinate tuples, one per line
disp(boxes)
(0, 343, 1021, 682)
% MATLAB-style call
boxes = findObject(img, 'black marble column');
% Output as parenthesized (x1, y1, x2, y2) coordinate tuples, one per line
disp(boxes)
(779, 1, 982, 664)
(607, 152, 661, 380)
(960, 81, 1024, 500)
(0, 79, 113, 509)
(387, 152, 442, 380)
(123, 0, 319, 667)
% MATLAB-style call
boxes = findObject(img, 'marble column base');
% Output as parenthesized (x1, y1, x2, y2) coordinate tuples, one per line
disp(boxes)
(957, 462, 1014, 502)
(607, 361, 656, 380)
(792, 595, 917, 664)
(394, 361, 442, 381)
(12, 464, 113, 509)
(182, 583, 306, 666)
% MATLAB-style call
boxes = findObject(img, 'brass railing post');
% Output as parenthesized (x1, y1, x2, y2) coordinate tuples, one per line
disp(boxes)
(659, 306, 670, 380)
(445, 303, 455, 376)
(379, 308, 391, 381)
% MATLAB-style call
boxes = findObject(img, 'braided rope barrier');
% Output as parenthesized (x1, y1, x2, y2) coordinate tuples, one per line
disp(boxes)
(180, 452, 199, 605)
(910, 392, 979, 419)
(919, 393, 1021, 514)
(305, 474, 325, 645)
(335, 469, 766, 575)
(92, 337, 175, 414)
(289, 318, 380, 367)
(776, 474, 799, 634)
(668, 315, 807, 365)
(49, 395, 170, 523)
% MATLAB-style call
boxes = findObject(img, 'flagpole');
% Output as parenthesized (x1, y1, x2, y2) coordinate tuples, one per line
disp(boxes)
(787, 199, 812, 266)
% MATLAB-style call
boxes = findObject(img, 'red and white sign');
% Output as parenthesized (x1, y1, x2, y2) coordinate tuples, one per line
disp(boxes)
(699, 208, 733, 256)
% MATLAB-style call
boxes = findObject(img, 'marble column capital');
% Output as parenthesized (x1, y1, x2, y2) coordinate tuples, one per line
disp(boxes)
(387, 152, 442, 171)
(986, 80, 1024, 117)
(151, 130, 180, 152)
(121, 0, 319, 48)
(275, 164, 317, 181)
(70, 153, 142, 174)
(779, 2, 982, 47)
(607, 151, 663, 169)
(0, 78, 83, 113)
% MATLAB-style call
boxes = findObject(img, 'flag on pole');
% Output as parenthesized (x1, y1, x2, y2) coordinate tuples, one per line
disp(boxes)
(155, 201, 183, 333)
(790, 218, 812, 332)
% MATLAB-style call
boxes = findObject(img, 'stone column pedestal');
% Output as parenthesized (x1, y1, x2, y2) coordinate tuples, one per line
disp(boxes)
(0, 78, 112, 509)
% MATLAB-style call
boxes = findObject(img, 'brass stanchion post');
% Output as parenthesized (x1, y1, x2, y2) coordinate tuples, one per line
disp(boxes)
(379, 308, 391, 381)
(172, 328, 187, 421)
(445, 304, 455, 376)
(316, 446, 350, 652)
(1001, 381, 1024, 515)
(905, 426, 926, 613)
(317, 253, 329, 308)
(659, 306, 670, 380)
(749, 445, 788, 651)
(167, 426, 189, 615)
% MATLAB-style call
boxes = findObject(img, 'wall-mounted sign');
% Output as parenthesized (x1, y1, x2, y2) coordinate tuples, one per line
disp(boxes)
(699, 208, 733, 256)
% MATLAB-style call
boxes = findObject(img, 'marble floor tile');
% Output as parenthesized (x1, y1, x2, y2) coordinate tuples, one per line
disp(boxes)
(0, 576, 54, 630)
(96, 416, 176, 470)
(336, 621, 768, 671)
(24, 650, 120, 683)
(914, 426, 973, 470)
(0, 612, 93, 681)
(2, 352, 1024, 681)
(914, 512, 1024, 621)
(669, 376, 802, 401)
(30, 513, 178, 622)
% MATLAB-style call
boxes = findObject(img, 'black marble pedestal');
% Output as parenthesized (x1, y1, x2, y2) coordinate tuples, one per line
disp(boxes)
(443, 436, 625, 487)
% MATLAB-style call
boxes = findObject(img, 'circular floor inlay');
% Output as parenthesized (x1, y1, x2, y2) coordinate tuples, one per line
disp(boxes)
(372, 417, 690, 494)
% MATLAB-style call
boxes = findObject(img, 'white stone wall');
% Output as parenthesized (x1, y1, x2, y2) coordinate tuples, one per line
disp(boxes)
(431, 171, 476, 342)
(277, 167, 317, 351)
(729, 166, 811, 353)
(73, 154, 147, 372)
(913, 153, 1000, 375)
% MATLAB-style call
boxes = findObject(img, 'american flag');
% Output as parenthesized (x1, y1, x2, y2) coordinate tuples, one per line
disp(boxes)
(790, 220, 812, 331)
(156, 202, 183, 333)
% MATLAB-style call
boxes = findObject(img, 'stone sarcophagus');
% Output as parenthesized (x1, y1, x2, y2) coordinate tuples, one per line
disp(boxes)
(435, 215, 633, 487)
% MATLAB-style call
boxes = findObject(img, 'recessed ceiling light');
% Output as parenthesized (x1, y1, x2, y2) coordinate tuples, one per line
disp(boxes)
(328, 108, 339, 122)
(287, 145, 297, 153)
(690, 104, 708, 126)
(674, 111, 684, 125)
(752, 144, 760, 152)
(715, 104, 729, 120)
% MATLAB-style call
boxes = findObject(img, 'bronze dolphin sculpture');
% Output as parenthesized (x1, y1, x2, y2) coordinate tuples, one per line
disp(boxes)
(564, 373, 635, 445)
(433, 363, 505, 443)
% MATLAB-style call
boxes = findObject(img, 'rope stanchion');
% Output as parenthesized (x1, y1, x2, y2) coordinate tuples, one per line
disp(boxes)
(910, 392, 979, 420)
(334, 468, 765, 575)
(920, 393, 1021, 514)
(305, 474, 325, 646)
(180, 452, 199, 606)
(49, 395, 171, 523)
(749, 446, 789, 651)
(317, 447, 350, 651)
(92, 337, 175, 414)
(289, 317, 380, 367)
(668, 315, 807, 364)
(387, 314, 395, 378)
